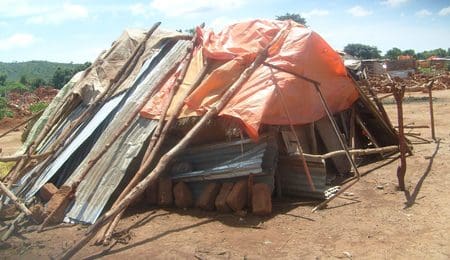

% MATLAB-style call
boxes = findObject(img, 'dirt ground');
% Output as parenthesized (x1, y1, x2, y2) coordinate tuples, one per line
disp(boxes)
(0, 117, 26, 156)
(0, 90, 449, 259)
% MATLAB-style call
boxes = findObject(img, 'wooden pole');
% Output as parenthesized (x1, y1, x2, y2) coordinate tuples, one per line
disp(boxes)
(0, 151, 52, 163)
(301, 145, 399, 160)
(426, 80, 436, 140)
(393, 84, 407, 191)
(58, 26, 290, 260)
(98, 33, 202, 244)
(0, 181, 33, 219)
(269, 67, 315, 191)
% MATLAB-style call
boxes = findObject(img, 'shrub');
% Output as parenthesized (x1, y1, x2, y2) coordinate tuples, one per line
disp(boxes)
(29, 101, 48, 114)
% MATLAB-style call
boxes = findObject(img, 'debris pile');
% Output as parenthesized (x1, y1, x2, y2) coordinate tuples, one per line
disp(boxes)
(363, 71, 449, 93)
(6, 87, 58, 117)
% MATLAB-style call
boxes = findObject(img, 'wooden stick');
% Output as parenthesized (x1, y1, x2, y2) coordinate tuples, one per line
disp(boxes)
(356, 114, 381, 149)
(349, 106, 356, 163)
(300, 145, 399, 160)
(0, 111, 43, 139)
(312, 178, 359, 212)
(0, 151, 52, 163)
(0, 181, 33, 218)
(269, 67, 315, 191)
(58, 26, 290, 260)
(394, 125, 429, 129)
(1, 212, 25, 241)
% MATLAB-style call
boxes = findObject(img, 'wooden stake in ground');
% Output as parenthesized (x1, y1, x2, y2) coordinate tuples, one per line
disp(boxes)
(392, 84, 407, 191)
(58, 26, 290, 260)
(426, 80, 436, 140)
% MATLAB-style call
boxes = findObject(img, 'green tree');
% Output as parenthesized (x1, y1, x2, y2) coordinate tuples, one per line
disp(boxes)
(402, 49, 415, 57)
(19, 75, 29, 85)
(385, 47, 402, 60)
(276, 13, 307, 26)
(0, 73, 6, 86)
(343, 43, 381, 59)
(31, 78, 47, 89)
(52, 67, 73, 89)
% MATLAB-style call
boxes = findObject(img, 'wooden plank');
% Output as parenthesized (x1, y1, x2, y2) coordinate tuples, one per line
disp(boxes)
(315, 116, 351, 174)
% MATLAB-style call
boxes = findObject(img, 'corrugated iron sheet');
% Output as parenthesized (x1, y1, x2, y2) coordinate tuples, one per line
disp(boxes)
(278, 156, 327, 199)
(64, 39, 192, 224)
(168, 137, 278, 200)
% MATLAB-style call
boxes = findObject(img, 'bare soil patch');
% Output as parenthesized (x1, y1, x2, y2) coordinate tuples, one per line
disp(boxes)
(1, 90, 449, 259)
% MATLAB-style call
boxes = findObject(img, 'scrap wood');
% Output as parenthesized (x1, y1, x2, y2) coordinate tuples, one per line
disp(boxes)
(98, 29, 203, 245)
(58, 24, 291, 260)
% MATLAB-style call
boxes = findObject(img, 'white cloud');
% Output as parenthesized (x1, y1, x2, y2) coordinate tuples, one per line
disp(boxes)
(0, 0, 48, 17)
(438, 6, 450, 16)
(347, 6, 372, 17)
(150, 0, 245, 16)
(416, 9, 432, 17)
(0, 33, 35, 50)
(26, 3, 89, 25)
(209, 16, 252, 31)
(381, 0, 408, 7)
(301, 9, 330, 18)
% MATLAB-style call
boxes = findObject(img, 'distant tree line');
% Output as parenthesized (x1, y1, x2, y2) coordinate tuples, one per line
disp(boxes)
(0, 61, 91, 94)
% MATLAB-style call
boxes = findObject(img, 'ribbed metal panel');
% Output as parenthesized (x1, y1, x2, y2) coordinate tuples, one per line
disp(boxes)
(278, 156, 327, 199)
(64, 40, 191, 224)
(169, 137, 278, 200)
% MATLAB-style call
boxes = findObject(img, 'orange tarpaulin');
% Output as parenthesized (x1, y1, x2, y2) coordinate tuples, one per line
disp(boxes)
(140, 19, 359, 139)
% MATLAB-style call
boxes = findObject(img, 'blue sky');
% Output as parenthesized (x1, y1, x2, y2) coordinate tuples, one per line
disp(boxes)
(0, 0, 449, 63)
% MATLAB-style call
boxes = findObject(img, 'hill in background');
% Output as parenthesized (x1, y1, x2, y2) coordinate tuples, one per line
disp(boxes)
(0, 60, 83, 82)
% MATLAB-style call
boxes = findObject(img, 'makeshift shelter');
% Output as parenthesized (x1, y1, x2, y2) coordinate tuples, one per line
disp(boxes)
(1, 20, 399, 233)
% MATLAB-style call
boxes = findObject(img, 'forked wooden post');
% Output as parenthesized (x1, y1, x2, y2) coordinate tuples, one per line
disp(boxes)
(392, 84, 407, 191)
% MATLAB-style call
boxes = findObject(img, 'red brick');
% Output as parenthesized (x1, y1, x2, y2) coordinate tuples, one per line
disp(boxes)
(252, 183, 272, 216)
(226, 179, 248, 212)
(44, 185, 74, 224)
(158, 178, 173, 206)
(196, 183, 221, 211)
(38, 183, 58, 203)
(173, 182, 193, 208)
(215, 182, 234, 213)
